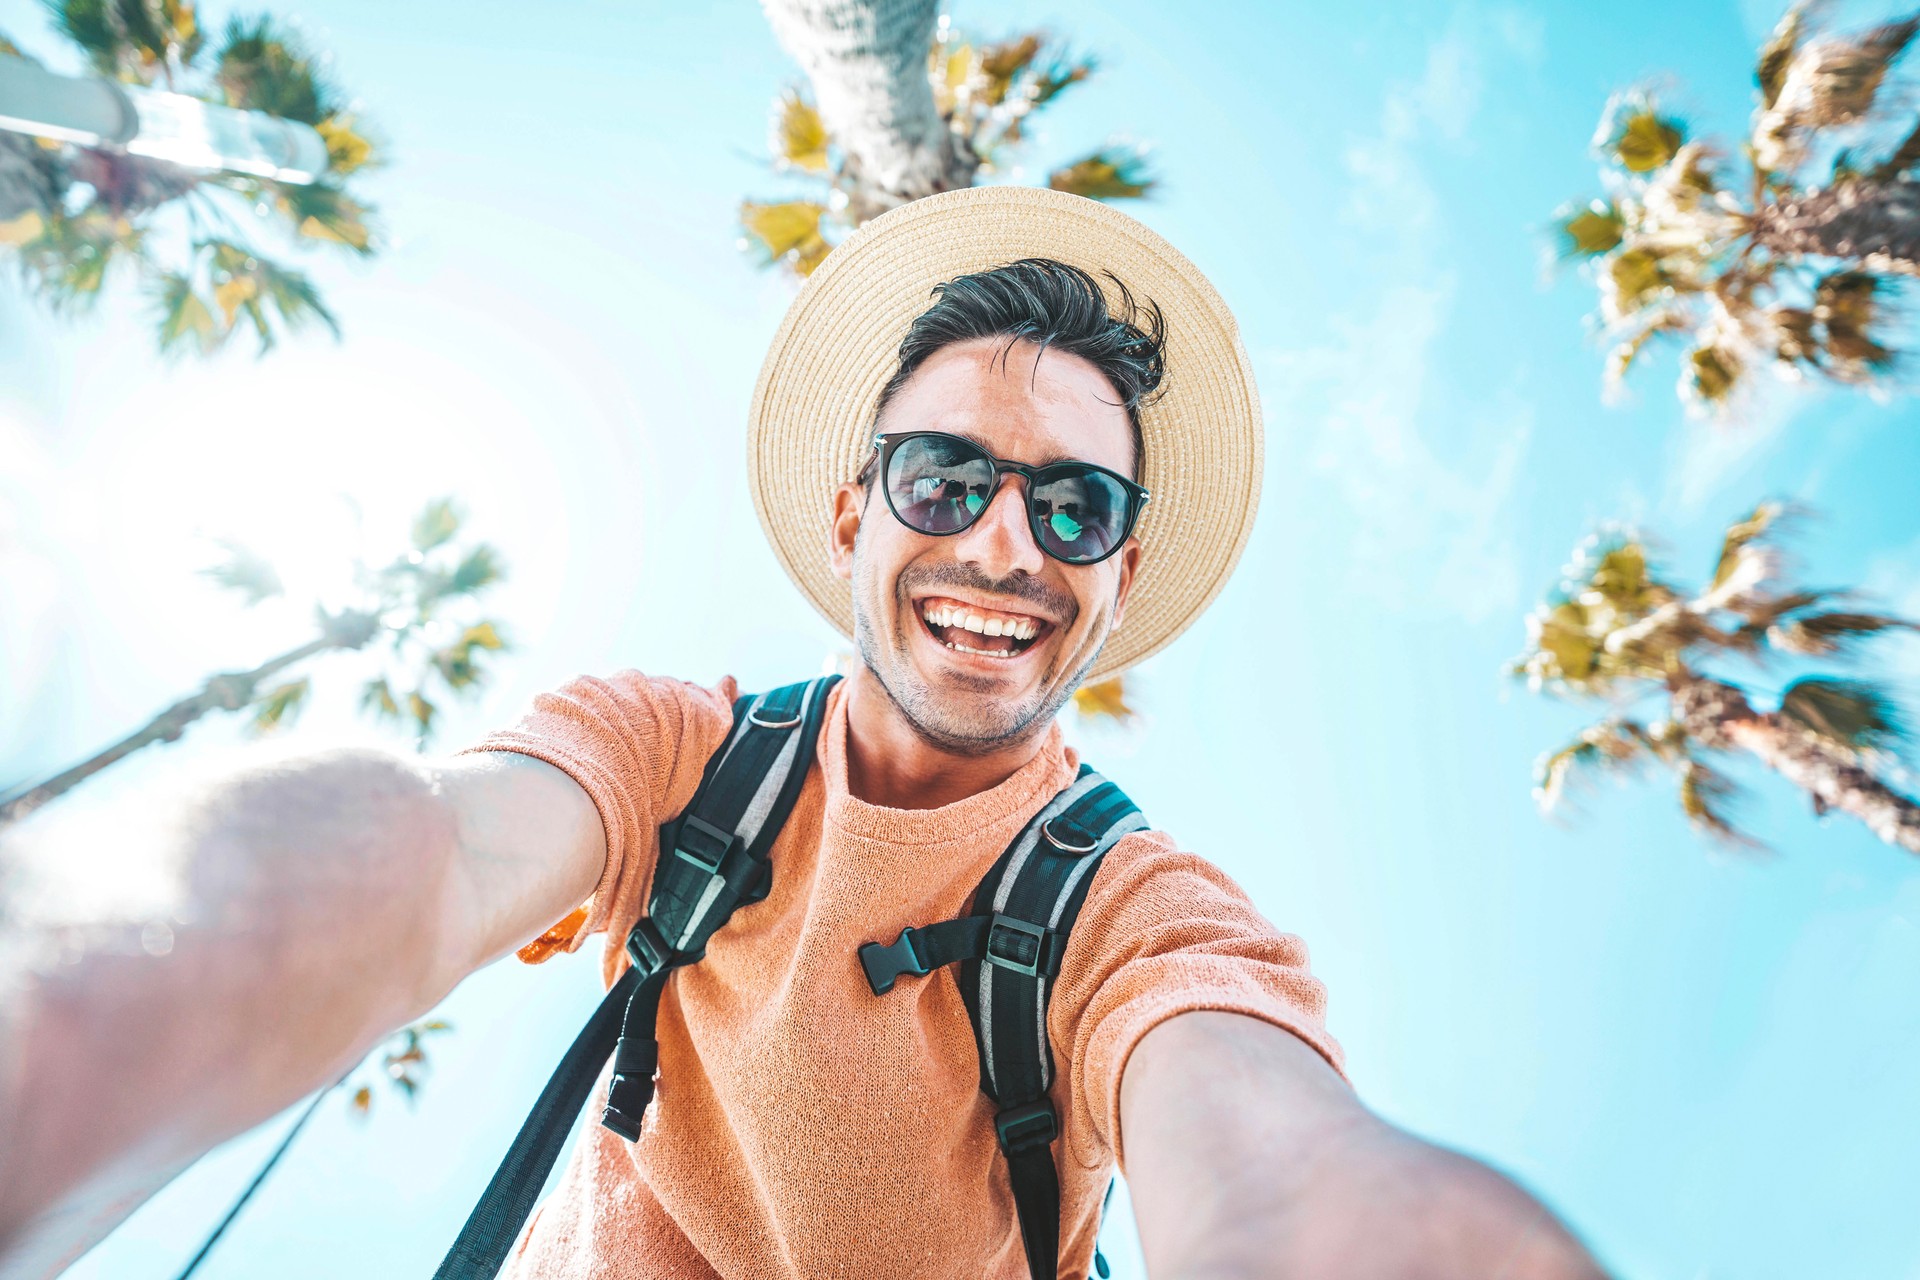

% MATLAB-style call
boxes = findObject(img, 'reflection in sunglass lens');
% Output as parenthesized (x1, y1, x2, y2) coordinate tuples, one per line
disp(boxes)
(1031, 467, 1127, 563)
(886, 435, 994, 534)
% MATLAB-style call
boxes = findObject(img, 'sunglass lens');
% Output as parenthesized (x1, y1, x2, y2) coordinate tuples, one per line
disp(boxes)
(1031, 468, 1129, 563)
(886, 436, 994, 534)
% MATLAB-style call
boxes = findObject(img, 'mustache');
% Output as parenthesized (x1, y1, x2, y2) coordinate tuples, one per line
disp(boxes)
(896, 561, 1077, 623)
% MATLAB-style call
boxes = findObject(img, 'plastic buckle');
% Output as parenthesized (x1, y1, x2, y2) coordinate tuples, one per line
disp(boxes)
(625, 917, 672, 975)
(674, 813, 737, 875)
(994, 1099, 1058, 1155)
(858, 928, 929, 995)
(984, 914, 1048, 978)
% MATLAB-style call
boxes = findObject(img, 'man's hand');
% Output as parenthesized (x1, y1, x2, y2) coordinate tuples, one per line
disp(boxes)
(0, 747, 603, 1277)
(1120, 1011, 1607, 1280)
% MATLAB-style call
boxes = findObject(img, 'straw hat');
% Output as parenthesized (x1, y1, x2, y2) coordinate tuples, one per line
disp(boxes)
(747, 184, 1262, 681)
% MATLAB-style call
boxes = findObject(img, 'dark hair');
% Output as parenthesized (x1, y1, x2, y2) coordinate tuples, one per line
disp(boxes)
(862, 258, 1165, 482)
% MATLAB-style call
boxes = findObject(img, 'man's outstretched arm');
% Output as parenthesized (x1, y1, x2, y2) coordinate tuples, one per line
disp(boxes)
(1120, 1011, 1607, 1280)
(0, 747, 603, 1278)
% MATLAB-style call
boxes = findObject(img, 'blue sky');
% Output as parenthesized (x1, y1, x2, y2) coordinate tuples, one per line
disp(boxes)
(5, 0, 1920, 1276)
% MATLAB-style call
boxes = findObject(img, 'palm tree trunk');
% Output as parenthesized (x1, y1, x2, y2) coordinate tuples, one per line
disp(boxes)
(757, 0, 974, 220)
(1672, 676, 1920, 853)
(0, 611, 378, 825)
(1752, 176, 1920, 276)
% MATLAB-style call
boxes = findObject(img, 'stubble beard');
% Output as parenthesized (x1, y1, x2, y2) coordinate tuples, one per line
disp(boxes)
(850, 543, 1102, 759)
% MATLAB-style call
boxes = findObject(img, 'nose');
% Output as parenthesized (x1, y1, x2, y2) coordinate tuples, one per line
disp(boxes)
(951, 474, 1046, 578)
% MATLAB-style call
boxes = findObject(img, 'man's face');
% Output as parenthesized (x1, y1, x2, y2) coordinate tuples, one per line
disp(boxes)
(829, 336, 1143, 754)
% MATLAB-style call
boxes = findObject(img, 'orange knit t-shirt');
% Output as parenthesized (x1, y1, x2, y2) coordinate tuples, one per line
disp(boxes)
(471, 672, 1344, 1280)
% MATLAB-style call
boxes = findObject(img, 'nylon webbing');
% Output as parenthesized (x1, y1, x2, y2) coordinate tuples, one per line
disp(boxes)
(860, 764, 1145, 1280)
(431, 966, 638, 1279)
(431, 674, 837, 1279)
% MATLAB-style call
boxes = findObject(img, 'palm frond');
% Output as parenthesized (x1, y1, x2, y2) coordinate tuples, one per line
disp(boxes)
(272, 181, 375, 254)
(360, 676, 401, 720)
(1757, 3, 1809, 109)
(406, 690, 436, 741)
(770, 88, 829, 173)
(200, 537, 284, 604)
(1767, 610, 1915, 656)
(1553, 199, 1624, 258)
(48, 0, 201, 80)
(1533, 718, 1658, 813)
(1072, 675, 1135, 725)
(155, 270, 221, 356)
(1677, 757, 1753, 846)
(1047, 146, 1154, 201)
(17, 209, 139, 308)
(250, 677, 311, 733)
(976, 33, 1045, 106)
(315, 113, 378, 177)
(1598, 96, 1687, 173)
(1779, 677, 1906, 753)
(447, 546, 502, 596)
(739, 199, 831, 277)
(411, 499, 462, 553)
(215, 16, 333, 123)
(1708, 502, 1785, 597)
(1683, 342, 1743, 407)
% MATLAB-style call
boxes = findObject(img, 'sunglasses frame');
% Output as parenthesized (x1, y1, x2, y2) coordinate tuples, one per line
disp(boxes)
(871, 430, 1150, 567)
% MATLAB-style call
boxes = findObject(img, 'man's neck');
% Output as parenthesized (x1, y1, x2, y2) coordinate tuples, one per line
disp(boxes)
(841, 669, 1049, 811)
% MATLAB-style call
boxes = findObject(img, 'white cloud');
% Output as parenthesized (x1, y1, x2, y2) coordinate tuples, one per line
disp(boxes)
(1269, 8, 1541, 622)
(1267, 279, 1532, 622)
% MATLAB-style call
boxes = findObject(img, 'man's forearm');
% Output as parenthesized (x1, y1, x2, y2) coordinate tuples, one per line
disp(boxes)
(0, 749, 470, 1275)
(1122, 1012, 1606, 1280)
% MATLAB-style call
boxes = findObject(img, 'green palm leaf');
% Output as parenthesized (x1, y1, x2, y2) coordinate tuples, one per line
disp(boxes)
(250, 677, 311, 733)
(1779, 678, 1906, 752)
(1048, 146, 1154, 201)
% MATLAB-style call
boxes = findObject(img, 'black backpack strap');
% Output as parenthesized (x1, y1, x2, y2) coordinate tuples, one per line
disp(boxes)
(603, 675, 836, 1138)
(433, 673, 837, 1280)
(858, 764, 1146, 1280)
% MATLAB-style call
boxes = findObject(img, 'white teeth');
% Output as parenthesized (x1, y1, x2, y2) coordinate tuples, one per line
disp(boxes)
(945, 639, 1016, 659)
(919, 601, 1045, 644)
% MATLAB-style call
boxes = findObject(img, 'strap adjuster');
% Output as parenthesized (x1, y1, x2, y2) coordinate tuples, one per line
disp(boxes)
(985, 914, 1049, 978)
(673, 813, 737, 875)
(858, 927, 929, 995)
(994, 1099, 1057, 1155)
(625, 917, 672, 975)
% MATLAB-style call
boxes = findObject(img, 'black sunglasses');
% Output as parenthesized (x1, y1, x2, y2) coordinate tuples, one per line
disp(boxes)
(872, 431, 1149, 566)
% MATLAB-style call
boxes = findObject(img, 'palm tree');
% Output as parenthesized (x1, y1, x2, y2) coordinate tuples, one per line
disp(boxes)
(0, 498, 507, 825)
(0, 3, 377, 354)
(1554, 5, 1920, 409)
(1513, 503, 1920, 853)
(747, 0, 1148, 720)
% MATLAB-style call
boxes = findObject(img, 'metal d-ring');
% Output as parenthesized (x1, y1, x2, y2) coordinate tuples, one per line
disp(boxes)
(1040, 818, 1099, 854)
(748, 705, 803, 730)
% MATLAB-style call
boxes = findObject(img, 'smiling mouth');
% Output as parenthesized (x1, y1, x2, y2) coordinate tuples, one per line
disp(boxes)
(915, 595, 1053, 660)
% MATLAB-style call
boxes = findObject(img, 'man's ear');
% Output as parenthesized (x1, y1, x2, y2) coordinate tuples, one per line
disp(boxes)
(829, 481, 865, 582)
(1108, 537, 1144, 630)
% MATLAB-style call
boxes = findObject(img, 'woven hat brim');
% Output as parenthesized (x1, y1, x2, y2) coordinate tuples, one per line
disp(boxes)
(747, 185, 1262, 682)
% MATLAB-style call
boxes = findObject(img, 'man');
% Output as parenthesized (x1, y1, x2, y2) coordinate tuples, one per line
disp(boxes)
(0, 187, 1604, 1279)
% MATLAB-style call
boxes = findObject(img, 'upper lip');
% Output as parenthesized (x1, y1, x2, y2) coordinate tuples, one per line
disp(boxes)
(911, 591, 1059, 628)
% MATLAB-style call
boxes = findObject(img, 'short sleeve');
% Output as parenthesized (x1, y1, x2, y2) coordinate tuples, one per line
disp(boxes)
(1049, 831, 1346, 1170)
(462, 671, 737, 985)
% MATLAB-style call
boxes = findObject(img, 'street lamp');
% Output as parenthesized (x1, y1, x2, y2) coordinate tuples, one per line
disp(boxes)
(0, 53, 328, 185)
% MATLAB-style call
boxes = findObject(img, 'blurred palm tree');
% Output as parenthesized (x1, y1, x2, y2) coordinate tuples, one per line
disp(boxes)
(1513, 503, 1919, 853)
(0, 498, 507, 825)
(0, 3, 378, 354)
(748, 0, 1149, 720)
(1554, 5, 1920, 410)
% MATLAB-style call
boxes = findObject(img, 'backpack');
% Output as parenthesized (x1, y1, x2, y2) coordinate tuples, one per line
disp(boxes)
(434, 676, 1147, 1280)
